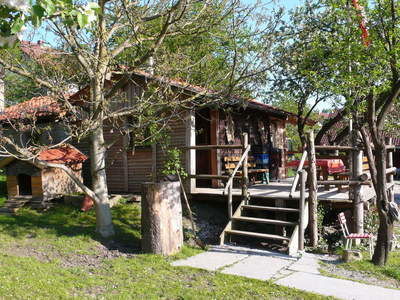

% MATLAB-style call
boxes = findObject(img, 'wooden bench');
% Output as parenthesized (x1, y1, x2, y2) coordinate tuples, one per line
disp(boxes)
(223, 155, 269, 184)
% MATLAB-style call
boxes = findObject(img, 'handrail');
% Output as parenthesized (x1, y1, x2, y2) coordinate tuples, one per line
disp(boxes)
(183, 144, 243, 150)
(223, 144, 251, 194)
(289, 149, 307, 197)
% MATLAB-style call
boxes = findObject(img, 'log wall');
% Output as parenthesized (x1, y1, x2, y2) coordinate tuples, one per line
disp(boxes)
(41, 166, 82, 201)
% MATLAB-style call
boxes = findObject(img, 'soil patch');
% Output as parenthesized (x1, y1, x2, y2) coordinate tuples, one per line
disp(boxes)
(4, 240, 136, 269)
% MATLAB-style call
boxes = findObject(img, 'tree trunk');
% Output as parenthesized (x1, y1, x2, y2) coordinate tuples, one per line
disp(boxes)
(372, 146, 393, 265)
(90, 119, 115, 238)
(141, 181, 183, 255)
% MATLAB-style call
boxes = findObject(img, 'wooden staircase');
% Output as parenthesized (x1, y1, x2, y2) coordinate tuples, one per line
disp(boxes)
(0, 196, 51, 214)
(0, 196, 32, 214)
(220, 195, 308, 255)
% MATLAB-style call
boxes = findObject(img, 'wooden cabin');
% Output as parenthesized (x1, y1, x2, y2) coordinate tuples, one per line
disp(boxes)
(0, 71, 296, 196)
(0, 144, 86, 210)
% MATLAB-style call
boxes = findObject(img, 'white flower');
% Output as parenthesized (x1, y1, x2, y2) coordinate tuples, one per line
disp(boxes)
(1, 0, 30, 12)
(84, 2, 99, 23)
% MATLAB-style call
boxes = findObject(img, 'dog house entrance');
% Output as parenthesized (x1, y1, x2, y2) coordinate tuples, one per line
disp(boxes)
(17, 174, 32, 195)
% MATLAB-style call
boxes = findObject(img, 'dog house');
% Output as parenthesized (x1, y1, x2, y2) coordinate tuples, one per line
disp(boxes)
(0, 144, 87, 205)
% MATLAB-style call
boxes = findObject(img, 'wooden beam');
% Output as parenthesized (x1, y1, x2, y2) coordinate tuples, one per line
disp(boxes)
(317, 180, 371, 185)
(188, 174, 234, 180)
(183, 144, 242, 150)
(186, 111, 196, 193)
(315, 145, 357, 151)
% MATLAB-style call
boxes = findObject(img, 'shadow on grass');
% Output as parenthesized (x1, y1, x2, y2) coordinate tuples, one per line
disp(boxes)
(0, 203, 142, 254)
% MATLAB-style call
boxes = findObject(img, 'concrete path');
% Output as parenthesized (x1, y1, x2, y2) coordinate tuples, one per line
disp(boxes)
(172, 245, 400, 300)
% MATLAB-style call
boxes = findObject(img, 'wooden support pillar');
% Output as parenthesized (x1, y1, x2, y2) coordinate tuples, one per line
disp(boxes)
(186, 111, 196, 193)
(307, 131, 318, 247)
(352, 146, 364, 236)
(210, 110, 220, 188)
(242, 133, 249, 203)
(298, 169, 306, 251)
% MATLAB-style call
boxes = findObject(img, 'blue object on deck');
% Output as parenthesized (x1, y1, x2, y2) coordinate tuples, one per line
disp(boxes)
(254, 154, 269, 165)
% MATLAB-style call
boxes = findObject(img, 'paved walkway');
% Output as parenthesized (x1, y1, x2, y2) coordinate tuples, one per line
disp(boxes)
(172, 245, 400, 300)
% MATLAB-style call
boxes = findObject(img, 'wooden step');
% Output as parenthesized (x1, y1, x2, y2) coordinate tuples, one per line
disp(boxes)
(242, 205, 299, 213)
(225, 229, 290, 241)
(232, 216, 298, 226)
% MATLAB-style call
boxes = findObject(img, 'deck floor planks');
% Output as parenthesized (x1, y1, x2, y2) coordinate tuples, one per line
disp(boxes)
(192, 180, 375, 203)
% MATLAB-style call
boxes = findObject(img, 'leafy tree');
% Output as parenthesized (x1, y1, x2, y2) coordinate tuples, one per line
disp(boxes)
(0, 0, 283, 237)
(273, 0, 400, 265)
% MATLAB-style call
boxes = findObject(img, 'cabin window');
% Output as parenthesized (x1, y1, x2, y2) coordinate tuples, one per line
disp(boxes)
(17, 174, 32, 195)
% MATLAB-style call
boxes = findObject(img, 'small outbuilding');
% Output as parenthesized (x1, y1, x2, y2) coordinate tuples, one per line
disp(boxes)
(0, 144, 87, 210)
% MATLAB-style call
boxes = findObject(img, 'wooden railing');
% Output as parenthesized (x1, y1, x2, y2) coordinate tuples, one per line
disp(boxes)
(223, 133, 250, 218)
(289, 149, 307, 197)
(184, 133, 250, 218)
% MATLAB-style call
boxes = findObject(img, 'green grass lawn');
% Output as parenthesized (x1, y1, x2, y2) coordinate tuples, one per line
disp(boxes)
(338, 251, 400, 283)
(0, 202, 333, 299)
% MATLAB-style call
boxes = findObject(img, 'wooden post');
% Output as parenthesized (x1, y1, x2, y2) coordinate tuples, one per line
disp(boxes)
(186, 111, 196, 193)
(307, 130, 318, 247)
(141, 181, 183, 255)
(348, 119, 353, 195)
(242, 133, 249, 203)
(353, 144, 364, 236)
(228, 184, 233, 218)
(298, 169, 306, 251)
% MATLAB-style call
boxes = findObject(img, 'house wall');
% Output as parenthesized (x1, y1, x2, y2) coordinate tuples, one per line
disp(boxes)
(155, 114, 188, 179)
(216, 108, 287, 179)
(41, 165, 82, 200)
(127, 148, 152, 193)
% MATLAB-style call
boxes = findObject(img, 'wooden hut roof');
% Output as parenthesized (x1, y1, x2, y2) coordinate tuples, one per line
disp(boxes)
(0, 144, 87, 169)
(37, 145, 87, 165)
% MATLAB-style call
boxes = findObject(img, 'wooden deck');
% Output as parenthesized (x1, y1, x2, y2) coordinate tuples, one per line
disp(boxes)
(192, 179, 376, 203)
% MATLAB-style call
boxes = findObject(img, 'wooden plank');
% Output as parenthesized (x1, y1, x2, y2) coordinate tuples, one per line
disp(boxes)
(315, 145, 356, 151)
(242, 205, 299, 212)
(232, 216, 297, 226)
(184, 144, 242, 150)
(225, 230, 290, 241)
(317, 180, 371, 185)
(188, 174, 233, 180)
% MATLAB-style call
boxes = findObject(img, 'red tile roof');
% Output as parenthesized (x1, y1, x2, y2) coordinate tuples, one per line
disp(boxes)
(2, 69, 304, 125)
(20, 40, 65, 63)
(0, 96, 63, 122)
(38, 144, 87, 165)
